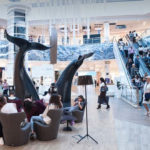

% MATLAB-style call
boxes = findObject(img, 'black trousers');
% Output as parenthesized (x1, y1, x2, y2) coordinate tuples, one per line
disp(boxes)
(124, 50, 128, 58)
(98, 96, 109, 106)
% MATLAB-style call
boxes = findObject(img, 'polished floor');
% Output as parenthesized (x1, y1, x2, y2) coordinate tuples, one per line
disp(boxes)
(1, 85, 150, 150)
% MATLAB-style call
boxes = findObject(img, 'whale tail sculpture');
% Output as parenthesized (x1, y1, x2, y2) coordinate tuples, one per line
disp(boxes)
(56, 52, 94, 107)
(5, 30, 50, 101)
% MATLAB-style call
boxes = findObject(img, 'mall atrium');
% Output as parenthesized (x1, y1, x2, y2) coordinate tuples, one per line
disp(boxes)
(0, 0, 150, 150)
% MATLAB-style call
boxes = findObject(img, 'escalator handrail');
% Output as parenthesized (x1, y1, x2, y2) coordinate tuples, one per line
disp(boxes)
(113, 39, 132, 87)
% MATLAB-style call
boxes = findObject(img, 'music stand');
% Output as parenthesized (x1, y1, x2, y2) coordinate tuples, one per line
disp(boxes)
(77, 75, 98, 144)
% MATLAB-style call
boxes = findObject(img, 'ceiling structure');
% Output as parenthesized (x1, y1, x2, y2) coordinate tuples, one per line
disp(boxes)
(0, 0, 150, 44)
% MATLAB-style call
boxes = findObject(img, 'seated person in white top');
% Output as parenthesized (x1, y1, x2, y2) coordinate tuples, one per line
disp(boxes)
(0, 96, 18, 114)
(8, 91, 17, 100)
(42, 88, 51, 106)
(30, 94, 63, 137)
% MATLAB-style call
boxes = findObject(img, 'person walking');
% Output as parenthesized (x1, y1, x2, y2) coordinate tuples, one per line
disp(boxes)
(143, 76, 150, 116)
(97, 77, 110, 109)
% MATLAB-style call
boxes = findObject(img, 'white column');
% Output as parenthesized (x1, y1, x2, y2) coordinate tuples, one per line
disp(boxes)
(72, 19, 76, 45)
(104, 22, 110, 42)
(64, 22, 67, 45)
(87, 18, 90, 39)
(6, 5, 30, 85)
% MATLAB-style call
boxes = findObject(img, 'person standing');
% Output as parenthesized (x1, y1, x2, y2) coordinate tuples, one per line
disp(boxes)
(124, 43, 129, 58)
(131, 64, 138, 79)
(2, 80, 9, 96)
(134, 55, 140, 70)
(0, 81, 3, 96)
(97, 77, 110, 109)
(138, 45, 143, 56)
(128, 46, 134, 61)
(126, 58, 133, 75)
(143, 76, 150, 116)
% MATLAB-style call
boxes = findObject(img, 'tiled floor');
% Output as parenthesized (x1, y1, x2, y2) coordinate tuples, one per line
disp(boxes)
(1, 85, 150, 150)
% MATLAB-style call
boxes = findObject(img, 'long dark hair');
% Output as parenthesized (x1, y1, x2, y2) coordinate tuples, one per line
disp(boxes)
(49, 94, 62, 108)
(100, 77, 106, 85)
(23, 101, 35, 113)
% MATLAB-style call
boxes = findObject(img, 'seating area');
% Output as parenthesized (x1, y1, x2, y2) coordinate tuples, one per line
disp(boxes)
(0, 96, 86, 146)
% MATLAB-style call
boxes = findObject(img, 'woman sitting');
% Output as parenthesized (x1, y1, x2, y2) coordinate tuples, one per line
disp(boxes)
(30, 94, 63, 138)
(23, 95, 46, 121)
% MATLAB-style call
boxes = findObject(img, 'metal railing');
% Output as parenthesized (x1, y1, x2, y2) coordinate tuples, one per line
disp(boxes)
(120, 83, 140, 106)
(113, 37, 132, 86)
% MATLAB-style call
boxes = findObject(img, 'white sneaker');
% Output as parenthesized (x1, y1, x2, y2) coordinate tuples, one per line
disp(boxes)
(144, 112, 150, 116)
(0, 137, 4, 145)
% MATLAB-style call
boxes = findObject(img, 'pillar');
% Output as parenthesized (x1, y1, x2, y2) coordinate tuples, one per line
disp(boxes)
(104, 22, 110, 42)
(64, 22, 67, 45)
(6, 5, 30, 85)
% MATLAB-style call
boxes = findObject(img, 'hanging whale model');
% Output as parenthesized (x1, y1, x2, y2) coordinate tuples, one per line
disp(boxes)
(5, 30, 51, 100)
(56, 52, 93, 107)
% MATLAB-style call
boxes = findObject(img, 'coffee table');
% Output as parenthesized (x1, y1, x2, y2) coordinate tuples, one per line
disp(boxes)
(61, 115, 76, 131)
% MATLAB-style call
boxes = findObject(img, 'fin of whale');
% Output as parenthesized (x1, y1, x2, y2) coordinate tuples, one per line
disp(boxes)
(5, 30, 50, 50)
(56, 52, 94, 107)
(5, 30, 50, 101)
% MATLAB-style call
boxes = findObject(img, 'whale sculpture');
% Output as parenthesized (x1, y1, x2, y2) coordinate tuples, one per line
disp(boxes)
(5, 30, 50, 100)
(56, 52, 93, 107)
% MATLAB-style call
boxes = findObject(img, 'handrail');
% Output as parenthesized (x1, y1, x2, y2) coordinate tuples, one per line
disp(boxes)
(120, 82, 139, 106)
(113, 37, 132, 87)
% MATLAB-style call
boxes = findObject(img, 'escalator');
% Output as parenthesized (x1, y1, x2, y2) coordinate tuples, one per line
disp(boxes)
(113, 40, 132, 86)
(126, 35, 150, 76)
(113, 40, 138, 106)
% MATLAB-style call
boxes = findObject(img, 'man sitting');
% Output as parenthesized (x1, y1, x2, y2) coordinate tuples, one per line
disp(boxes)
(63, 95, 85, 115)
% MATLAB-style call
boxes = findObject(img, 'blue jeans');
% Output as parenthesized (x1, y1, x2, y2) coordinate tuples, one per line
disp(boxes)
(63, 105, 79, 115)
(30, 116, 45, 132)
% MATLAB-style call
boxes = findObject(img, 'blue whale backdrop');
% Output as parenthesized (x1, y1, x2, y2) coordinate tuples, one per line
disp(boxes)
(0, 42, 115, 61)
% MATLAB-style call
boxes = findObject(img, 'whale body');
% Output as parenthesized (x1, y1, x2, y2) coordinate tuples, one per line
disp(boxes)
(56, 53, 93, 107)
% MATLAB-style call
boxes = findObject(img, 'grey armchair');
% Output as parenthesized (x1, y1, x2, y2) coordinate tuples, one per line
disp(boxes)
(0, 112, 31, 146)
(72, 110, 85, 123)
(34, 109, 63, 141)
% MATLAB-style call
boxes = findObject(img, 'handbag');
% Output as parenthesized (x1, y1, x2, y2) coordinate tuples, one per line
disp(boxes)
(100, 86, 108, 92)
(145, 93, 150, 101)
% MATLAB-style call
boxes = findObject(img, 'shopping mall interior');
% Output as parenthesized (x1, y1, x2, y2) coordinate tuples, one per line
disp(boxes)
(0, 0, 150, 149)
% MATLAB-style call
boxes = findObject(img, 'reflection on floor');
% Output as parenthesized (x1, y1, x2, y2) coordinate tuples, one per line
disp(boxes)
(1, 85, 150, 150)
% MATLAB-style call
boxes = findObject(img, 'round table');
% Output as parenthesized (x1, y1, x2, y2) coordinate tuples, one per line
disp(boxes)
(61, 115, 76, 131)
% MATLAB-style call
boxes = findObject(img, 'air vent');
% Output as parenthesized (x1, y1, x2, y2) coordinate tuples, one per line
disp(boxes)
(82, 26, 91, 30)
(106, 0, 143, 2)
(110, 23, 116, 25)
(94, 24, 103, 27)
(9, 0, 20, 2)
(116, 25, 126, 29)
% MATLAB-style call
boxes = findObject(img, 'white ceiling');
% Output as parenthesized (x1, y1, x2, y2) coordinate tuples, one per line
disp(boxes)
(0, 0, 150, 25)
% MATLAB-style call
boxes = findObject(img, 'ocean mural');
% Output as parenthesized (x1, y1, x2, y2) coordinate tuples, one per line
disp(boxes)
(0, 42, 115, 61)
